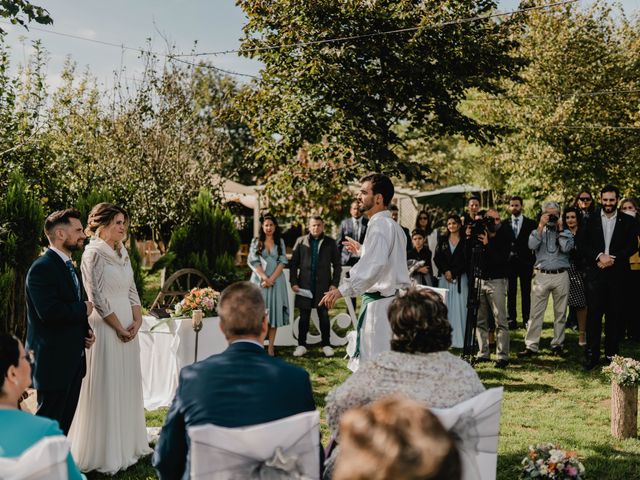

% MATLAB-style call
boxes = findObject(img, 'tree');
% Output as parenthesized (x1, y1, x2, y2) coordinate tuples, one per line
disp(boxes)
(0, 0, 52, 34)
(236, 0, 522, 213)
(465, 0, 640, 202)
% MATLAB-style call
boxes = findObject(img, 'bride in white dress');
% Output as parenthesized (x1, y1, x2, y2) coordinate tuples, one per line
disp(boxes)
(69, 203, 151, 474)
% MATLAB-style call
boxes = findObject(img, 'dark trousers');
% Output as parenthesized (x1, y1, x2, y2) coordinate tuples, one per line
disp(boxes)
(586, 270, 624, 360)
(36, 361, 84, 435)
(298, 307, 330, 347)
(507, 260, 533, 323)
(624, 270, 640, 340)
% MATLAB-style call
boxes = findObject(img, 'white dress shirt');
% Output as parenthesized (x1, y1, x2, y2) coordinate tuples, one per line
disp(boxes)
(339, 210, 410, 298)
(600, 209, 617, 256)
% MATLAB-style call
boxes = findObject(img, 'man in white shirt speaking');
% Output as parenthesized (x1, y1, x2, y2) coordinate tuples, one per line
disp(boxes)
(320, 173, 410, 371)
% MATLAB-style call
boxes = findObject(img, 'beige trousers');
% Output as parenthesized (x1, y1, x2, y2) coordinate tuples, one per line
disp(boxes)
(524, 271, 569, 351)
(476, 278, 509, 360)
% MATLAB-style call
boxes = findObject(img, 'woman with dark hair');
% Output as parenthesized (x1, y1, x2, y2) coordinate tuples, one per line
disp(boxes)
(69, 203, 151, 473)
(620, 198, 640, 341)
(573, 189, 595, 224)
(0, 333, 84, 479)
(248, 213, 290, 356)
(333, 395, 461, 480)
(414, 209, 439, 276)
(562, 207, 588, 346)
(324, 289, 484, 474)
(434, 214, 467, 348)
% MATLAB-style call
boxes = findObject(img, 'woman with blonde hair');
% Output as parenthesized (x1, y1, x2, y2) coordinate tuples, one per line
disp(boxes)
(333, 395, 461, 480)
(68, 203, 151, 474)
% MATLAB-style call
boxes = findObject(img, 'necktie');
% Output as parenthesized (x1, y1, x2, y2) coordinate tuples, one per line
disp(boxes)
(354, 218, 360, 241)
(512, 217, 519, 237)
(65, 260, 81, 300)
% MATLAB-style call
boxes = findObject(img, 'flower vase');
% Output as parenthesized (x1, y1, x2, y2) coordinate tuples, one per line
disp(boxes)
(611, 382, 638, 439)
(192, 309, 203, 333)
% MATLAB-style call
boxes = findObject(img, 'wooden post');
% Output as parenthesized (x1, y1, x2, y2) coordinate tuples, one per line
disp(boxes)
(611, 382, 638, 439)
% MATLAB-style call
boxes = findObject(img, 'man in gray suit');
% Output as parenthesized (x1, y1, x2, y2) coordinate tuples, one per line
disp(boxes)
(290, 216, 342, 357)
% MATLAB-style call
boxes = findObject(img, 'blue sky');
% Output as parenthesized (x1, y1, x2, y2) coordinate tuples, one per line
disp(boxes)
(1, 0, 637, 89)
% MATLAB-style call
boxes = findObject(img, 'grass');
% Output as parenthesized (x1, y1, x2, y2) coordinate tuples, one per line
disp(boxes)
(88, 281, 640, 480)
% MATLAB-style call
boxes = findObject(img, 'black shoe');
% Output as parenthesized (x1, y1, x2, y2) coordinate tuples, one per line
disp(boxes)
(550, 345, 564, 356)
(517, 348, 537, 358)
(494, 359, 509, 369)
(583, 357, 599, 371)
(475, 356, 491, 363)
(602, 356, 614, 365)
(508, 320, 518, 330)
(523, 321, 529, 330)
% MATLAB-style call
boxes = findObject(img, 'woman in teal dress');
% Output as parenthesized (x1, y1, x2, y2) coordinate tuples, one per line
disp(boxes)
(0, 333, 84, 480)
(249, 213, 290, 356)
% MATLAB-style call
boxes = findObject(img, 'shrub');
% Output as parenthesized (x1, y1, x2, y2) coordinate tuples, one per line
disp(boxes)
(0, 172, 44, 338)
(162, 189, 240, 291)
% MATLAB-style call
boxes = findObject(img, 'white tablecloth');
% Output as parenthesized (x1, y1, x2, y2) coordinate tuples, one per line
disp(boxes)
(140, 315, 228, 410)
(140, 268, 359, 410)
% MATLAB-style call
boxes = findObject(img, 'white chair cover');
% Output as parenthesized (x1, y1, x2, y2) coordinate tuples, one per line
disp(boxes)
(188, 410, 321, 480)
(0, 435, 70, 480)
(431, 387, 503, 480)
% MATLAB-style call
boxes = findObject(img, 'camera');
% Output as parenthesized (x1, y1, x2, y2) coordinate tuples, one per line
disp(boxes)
(469, 216, 495, 236)
(547, 214, 558, 230)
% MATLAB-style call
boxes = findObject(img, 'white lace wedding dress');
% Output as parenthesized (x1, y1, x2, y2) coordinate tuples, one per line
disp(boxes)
(69, 237, 151, 474)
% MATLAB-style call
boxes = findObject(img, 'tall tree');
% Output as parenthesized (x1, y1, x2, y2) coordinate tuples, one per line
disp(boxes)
(236, 0, 522, 213)
(466, 0, 640, 202)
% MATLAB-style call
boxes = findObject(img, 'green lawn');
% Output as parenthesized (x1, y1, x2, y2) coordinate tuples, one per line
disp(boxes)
(88, 291, 640, 480)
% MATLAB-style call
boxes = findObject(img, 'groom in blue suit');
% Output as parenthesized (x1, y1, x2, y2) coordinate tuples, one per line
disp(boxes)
(153, 281, 317, 480)
(25, 209, 95, 434)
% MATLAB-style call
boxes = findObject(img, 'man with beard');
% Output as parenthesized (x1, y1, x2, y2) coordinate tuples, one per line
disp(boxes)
(320, 173, 410, 371)
(26, 209, 95, 434)
(581, 185, 638, 371)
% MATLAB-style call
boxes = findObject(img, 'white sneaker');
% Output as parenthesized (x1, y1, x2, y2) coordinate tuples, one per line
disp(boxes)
(293, 346, 307, 357)
(322, 346, 335, 357)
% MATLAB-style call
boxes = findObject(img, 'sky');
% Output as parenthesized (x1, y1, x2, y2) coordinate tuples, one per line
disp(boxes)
(1, 0, 638, 90)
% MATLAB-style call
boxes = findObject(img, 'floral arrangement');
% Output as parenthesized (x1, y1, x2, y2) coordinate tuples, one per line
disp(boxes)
(602, 355, 640, 387)
(521, 443, 585, 479)
(174, 287, 220, 317)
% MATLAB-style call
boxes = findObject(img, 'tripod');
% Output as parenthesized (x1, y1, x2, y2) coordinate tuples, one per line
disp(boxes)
(462, 241, 484, 363)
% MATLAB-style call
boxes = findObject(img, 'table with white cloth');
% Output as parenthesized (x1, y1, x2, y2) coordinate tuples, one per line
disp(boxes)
(141, 267, 426, 410)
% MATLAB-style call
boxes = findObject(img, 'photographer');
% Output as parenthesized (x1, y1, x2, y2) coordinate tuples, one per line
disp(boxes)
(466, 208, 511, 368)
(518, 202, 574, 358)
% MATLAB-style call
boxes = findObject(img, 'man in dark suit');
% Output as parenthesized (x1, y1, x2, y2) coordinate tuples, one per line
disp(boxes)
(153, 281, 317, 480)
(25, 209, 95, 434)
(389, 204, 411, 251)
(338, 200, 368, 266)
(505, 195, 537, 329)
(581, 185, 638, 370)
(290, 216, 341, 357)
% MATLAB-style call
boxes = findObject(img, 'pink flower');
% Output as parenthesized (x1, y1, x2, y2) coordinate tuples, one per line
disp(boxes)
(564, 465, 577, 476)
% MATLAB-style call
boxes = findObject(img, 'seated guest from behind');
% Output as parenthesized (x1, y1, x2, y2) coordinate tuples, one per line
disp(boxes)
(407, 228, 434, 287)
(324, 288, 484, 471)
(518, 202, 574, 358)
(333, 395, 461, 480)
(0, 333, 84, 480)
(153, 281, 316, 480)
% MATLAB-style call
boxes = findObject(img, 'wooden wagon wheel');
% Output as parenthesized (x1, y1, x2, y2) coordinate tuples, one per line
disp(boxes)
(151, 268, 212, 309)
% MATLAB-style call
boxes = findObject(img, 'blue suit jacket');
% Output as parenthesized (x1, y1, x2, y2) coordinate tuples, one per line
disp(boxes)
(153, 341, 317, 480)
(25, 249, 89, 391)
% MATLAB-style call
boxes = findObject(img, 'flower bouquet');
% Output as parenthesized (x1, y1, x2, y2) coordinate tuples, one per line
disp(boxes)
(521, 443, 585, 479)
(602, 355, 640, 387)
(174, 287, 220, 318)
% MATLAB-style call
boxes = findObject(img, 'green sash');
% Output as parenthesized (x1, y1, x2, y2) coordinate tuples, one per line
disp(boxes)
(353, 291, 386, 358)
